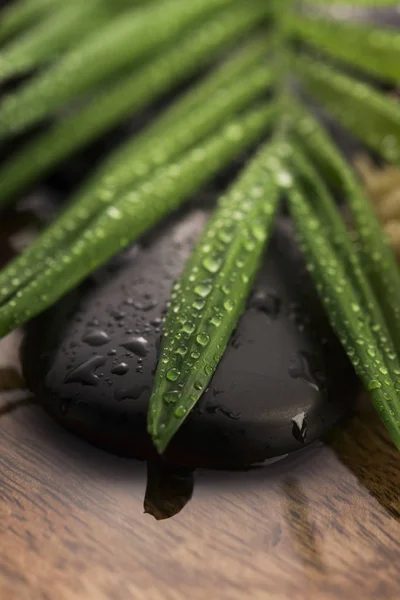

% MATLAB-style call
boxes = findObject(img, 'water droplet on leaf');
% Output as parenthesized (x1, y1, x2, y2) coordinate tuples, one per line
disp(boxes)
(167, 368, 180, 382)
(197, 332, 210, 346)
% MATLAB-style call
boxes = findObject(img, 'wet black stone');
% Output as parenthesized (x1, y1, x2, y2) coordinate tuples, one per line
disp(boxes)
(22, 210, 359, 469)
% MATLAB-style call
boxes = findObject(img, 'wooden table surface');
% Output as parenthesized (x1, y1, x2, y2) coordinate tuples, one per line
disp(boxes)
(0, 162, 400, 600)
(0, 330, 399, 600)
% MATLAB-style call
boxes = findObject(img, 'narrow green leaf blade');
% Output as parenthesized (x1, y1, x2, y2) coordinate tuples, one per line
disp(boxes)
(0, 2, 269, 204)
(0, 0, 125, 82)
(148, 143, 286, 452)
(0, 104, 275, 337)
(296, 55, 400, 164)
(294, 105, 400, 356)
(309, 0, 399, 5)
(0, 0, 244, 138)
(0, 61, 273, 305)
(288, 184, 400, 451)
(0, 0, 64, 44)
(289, 145, 400, 382)
(290, 15, 400, 84)
(103, 34, 272, 167)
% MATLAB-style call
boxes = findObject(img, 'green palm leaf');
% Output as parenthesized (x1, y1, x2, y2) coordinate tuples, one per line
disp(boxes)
(0, 0, 243, 139)
(148, 141, 284, 451)
(0, 103, 275, 336)
(0, 0, 64, 44)
(287, 183, 400, 449)
(0, 0, 134, 82)
(311, 0, 399, 5)
(297, 56, 400, 163)
(0, 2, 268, 203)
(293, 105, 400, 357)
(1, 0, 400, 452)
(291, 15, 400, 84)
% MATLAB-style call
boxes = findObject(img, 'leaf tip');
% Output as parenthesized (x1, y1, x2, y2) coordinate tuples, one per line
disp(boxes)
(148, 424, 170, 455)
(153, 436, 169, 455)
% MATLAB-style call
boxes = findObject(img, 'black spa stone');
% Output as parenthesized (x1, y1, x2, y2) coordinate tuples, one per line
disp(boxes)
(22, 210, 359, 469)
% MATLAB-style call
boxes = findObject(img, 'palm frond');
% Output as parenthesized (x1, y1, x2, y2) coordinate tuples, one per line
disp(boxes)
(1, 0, 400, 451)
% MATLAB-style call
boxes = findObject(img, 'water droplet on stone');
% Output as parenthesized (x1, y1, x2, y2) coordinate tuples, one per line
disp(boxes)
(292, 411, 307, 443)
(289, 351, 322, 391)
(115, 385, 149, 401)
(121, 336, 149, 357)
(112, 310, 126, 321)
(111, 362, 129, 376)
(64, 355, 106, 387)
(82, 330, 110, 347)
(251, 290, 281, 318)
(133, 296, 158, 312)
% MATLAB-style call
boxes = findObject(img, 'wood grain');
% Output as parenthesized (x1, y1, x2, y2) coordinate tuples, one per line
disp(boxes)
(0, 178, 399, 599)
(0, 330, 399, 600)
